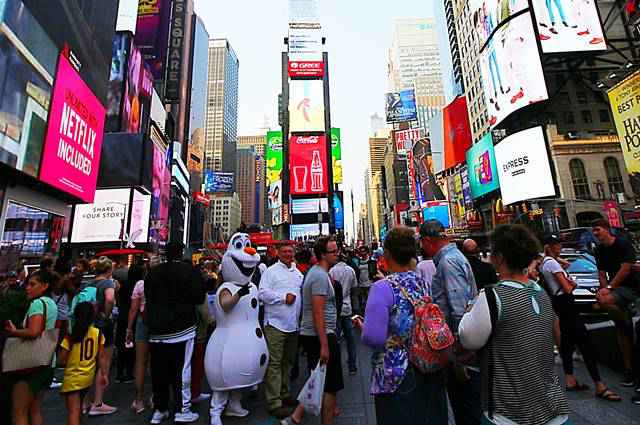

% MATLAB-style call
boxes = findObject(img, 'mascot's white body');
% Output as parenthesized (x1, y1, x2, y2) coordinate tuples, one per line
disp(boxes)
(205, 233, 268, 424)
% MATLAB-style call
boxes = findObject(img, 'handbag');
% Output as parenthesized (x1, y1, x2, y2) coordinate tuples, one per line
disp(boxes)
(297, 362, 327, 416)
(2, 299, 60, 374)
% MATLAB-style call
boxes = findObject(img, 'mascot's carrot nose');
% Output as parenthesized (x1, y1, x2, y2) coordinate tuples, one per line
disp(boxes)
(244, 247, 257, 256)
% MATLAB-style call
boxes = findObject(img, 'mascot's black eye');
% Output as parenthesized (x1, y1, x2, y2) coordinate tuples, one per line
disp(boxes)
(245, 241, 251, 248)
(235, 241, 243, 249)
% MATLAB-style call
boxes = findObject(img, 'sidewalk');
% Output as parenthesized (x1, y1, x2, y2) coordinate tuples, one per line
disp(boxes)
(40, 339, 639, 424)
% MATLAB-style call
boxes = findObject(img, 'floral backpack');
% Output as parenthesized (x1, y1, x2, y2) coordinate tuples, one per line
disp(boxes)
(398, 285, 455, 374)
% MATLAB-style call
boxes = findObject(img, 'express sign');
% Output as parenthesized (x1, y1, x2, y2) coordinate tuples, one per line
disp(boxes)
(288, 61, 324, 77)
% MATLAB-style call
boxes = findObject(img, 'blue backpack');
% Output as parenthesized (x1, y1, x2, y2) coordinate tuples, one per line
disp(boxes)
(68, 279, 101, 329)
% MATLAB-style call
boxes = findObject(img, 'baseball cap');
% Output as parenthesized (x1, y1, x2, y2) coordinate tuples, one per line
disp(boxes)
(419, 220, 447, 238)
(7, 271, 17, 278)
(543, 235, 561, 246)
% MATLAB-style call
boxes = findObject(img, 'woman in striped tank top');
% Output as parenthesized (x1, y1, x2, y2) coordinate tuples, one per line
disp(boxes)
(459, 225, 571, 425)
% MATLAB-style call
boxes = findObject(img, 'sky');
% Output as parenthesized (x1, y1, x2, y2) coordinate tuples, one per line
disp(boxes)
(194, 0, 437, 241)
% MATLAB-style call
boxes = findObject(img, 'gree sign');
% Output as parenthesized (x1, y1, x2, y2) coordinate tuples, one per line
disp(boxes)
(288, 61, 324, 77)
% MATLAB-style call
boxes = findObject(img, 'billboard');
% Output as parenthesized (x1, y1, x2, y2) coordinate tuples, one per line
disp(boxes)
(466, 133, 500, 199)
(423, 201, 451, 228)
(334, 192, 344, 230)
(385, 90, 417, 123)
(289, 135, 328, 195)
(394, 128, 421, 154)
(205, 171, 235, 193)
(291, 198, 329, 214)
(135, 0, 172, 80)
(289, 80, 325, 132)
(480, 12, 548, 129)
(122, 44, 153, 133)
(116, 0, 139, 33)
(443, 97, 472, 169)
(165, 0, 186, 102)
(268, 180, 282, 210)
(149, 142, 171, 246)
(531, 0, 606, 53)
(412, 138, 445, 202)
(290, 223, 329, 239)
(39, 51, 105, 202)
(331, 128, 342, 184)
(461, 165, 474, 211)
(130, 188, 151, 243)
(494, 126, 556, 205)
(470, 0, 529, 48)
(266, 131, 283, 185)
(608, 71, 640, 184)
(288, 24, 324, 78)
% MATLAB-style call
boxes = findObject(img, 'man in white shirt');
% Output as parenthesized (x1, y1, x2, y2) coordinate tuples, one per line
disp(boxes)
(258, 243, 304, 419)
(329, 254, 359, 375)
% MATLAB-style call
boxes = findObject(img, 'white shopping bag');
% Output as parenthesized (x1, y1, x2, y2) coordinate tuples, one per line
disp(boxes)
(297, 362, 327, 416)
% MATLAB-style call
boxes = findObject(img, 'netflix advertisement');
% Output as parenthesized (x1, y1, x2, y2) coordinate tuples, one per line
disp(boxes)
(289, 135, 328, 195)
(443, 96, 472, 170)
(39, 51, 105, 202)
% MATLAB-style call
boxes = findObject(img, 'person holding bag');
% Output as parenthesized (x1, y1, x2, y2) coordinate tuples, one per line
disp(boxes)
(355, 226, 449, 425)
(3, 270, 59, 425)
(459, 225, 571, 425)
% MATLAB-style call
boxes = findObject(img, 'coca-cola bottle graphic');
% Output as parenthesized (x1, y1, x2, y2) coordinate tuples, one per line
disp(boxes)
(310, 150, 323, 192)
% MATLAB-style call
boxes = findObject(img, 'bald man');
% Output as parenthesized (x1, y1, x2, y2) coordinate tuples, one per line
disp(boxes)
(462, 239, 498, 291)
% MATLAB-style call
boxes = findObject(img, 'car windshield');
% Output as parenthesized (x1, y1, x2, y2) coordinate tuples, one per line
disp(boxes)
(567, 257, 598, 273)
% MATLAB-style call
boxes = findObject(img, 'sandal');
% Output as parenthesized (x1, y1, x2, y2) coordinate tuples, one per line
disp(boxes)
(566, 382, 589, 392)
(596, 388, 622, 402)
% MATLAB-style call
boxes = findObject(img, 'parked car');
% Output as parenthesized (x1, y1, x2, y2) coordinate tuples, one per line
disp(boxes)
(561, 250, 600, 312)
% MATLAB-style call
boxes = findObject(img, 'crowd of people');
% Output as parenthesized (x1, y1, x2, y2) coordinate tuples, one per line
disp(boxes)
(0, 218, 639, 425)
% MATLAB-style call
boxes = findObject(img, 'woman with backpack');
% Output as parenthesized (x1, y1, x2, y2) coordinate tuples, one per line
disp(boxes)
(354, 226, 448, 424)
(459, 225, 571, 425)
(3, 270, 59, 425)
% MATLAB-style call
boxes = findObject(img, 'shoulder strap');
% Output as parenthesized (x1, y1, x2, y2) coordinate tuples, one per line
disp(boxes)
(484, 287, 498, 420)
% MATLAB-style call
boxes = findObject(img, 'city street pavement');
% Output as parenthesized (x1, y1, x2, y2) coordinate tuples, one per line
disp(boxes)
(41, 338, 639, 424)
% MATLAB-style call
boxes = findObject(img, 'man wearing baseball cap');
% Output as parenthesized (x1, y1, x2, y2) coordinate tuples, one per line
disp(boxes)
(419, 220, 479, 425)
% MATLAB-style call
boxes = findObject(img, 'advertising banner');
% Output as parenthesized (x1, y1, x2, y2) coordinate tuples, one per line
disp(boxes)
(289, 80, 325, 132)
(291, 198, 329, 214)
(470, 0, 529, 48)
(289, 135, 328, 195)
(116, 0, 139, 33)
(165, 0, 186, 102)
(40, 51, 105, 202)
(334, 192, 344, 230)
(331, 128, 342, 184)
(453, 171, 465, 222)
(288, 61, 324, 78)
(531, 0, 606, 53)
(205, 171, 235, 193)
(268, 180, 283, 210)
(149, 142, 171, 246)
(479, 12, 548, 129)
(193, 192, 210, 207)
(494, 126, 556, 205)
(608, 71, 640, 182)
(71, 188, 131, 243)
(394, 128, 421, 154)
(412, 138, 445, 202)
(288, 24, 323, 77)
(423, 201, 451, 228)
(603, 201, 623, 228)
(461, 165, 474, 211)
(266, 131, 283, 185)
(135, 0, 172, 80)
(106, 34, 128, 132)
(443, 96, 472, 169)
(290, 223, 329, 239)
(466, 133, 500, 199)
(130, 189, 151, 243)
(385, 90, 418, 123)
(122, 44, 154, 133)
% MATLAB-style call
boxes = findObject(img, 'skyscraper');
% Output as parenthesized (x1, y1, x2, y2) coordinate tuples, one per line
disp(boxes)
(388, 18, 445, 125)
(237, 135, 267, 225)
(205, 39, 239, 176)
(236, 147, 257, 225)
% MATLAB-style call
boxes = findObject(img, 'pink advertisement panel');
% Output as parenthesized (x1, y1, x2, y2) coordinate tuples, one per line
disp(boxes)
(40, 51, 105, 202)
(289, 135, 328, 196)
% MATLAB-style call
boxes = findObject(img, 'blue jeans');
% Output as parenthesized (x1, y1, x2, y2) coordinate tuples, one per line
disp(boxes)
(546, 0, 567, 24)
(375, 367, 448, 425)
(448, 368, 482, 425)
(337, 316, 357, 370)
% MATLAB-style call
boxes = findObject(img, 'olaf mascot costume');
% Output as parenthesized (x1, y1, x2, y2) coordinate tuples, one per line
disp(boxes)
(205, 233, 269, 425)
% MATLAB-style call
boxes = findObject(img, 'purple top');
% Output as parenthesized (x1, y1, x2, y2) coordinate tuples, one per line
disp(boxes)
(361, 280, 394, 349)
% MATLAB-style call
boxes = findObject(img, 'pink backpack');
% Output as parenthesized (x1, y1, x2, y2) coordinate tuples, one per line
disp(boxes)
(399, 286, 455, 374)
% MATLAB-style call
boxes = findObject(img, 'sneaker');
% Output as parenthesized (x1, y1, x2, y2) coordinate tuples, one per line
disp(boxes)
(174, 411, 200, 423)
(49, 380, 62, 389)
(633, 395, 640, 405)
(210, 416, 223, 425)
(131, 399, 145, 414)
(88, 403, 118, 416)
(191, 393, 212, 403)
(150, 410, 170, 424)
(621, 371, 636, 387)
(225, 403, 250, 418)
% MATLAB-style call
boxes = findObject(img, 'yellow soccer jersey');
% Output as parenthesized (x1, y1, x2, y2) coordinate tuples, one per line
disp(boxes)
(60, 325, 104, 393)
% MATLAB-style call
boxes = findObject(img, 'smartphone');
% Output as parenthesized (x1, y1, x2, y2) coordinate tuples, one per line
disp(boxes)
(367, 260, 377, 278)
(351, 314, 363, 322)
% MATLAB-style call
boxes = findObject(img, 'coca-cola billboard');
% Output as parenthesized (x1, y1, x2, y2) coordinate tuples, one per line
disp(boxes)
(289, 135, 328, 195)
(288, 61, 324, 77)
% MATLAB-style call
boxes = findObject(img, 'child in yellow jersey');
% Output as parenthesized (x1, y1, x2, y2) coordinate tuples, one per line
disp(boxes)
(58, 302, 107, 425)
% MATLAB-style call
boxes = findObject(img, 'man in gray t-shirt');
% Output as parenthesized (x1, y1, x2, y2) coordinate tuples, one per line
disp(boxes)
(300, 264, 337, 336)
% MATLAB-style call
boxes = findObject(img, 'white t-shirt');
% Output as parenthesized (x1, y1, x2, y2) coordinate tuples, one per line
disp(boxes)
(540, 257, 566, 297)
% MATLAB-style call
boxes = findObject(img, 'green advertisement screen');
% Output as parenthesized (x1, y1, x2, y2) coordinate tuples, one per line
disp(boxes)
(331, 128, 342, 184)
(266, 130, 283, 185)
(465, 133, 500, 199)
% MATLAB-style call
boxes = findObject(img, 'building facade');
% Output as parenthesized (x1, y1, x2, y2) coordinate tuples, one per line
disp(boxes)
(236, 146, 257, 225)
(237, 135, 267, 225)
(205, 39, 239, 176)
(209, 193, 242, 240)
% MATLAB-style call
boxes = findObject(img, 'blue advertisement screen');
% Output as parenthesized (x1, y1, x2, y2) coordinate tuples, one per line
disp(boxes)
(204, 171, 234, 193)
(465, 133, 500, 199)
(385, 89, 418, 123)
(423, 203, 451, 228)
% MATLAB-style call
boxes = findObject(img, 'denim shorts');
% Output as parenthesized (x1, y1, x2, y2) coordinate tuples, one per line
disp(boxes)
(135, 316, 149, 343)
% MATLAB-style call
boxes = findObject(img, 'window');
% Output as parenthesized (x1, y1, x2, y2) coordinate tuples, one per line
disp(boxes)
(604, 157, 625, 195)
(577, 92, 588, 104)
(565, 111, 575, 124)
(581, 110, 593, 123)
(599, 109, 611, 122)
(570, 159, 591, 200)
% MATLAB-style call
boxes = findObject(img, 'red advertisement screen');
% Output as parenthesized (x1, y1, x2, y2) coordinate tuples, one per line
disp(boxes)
(443, 96, 472, 170)
(289, 135, 328, 195)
